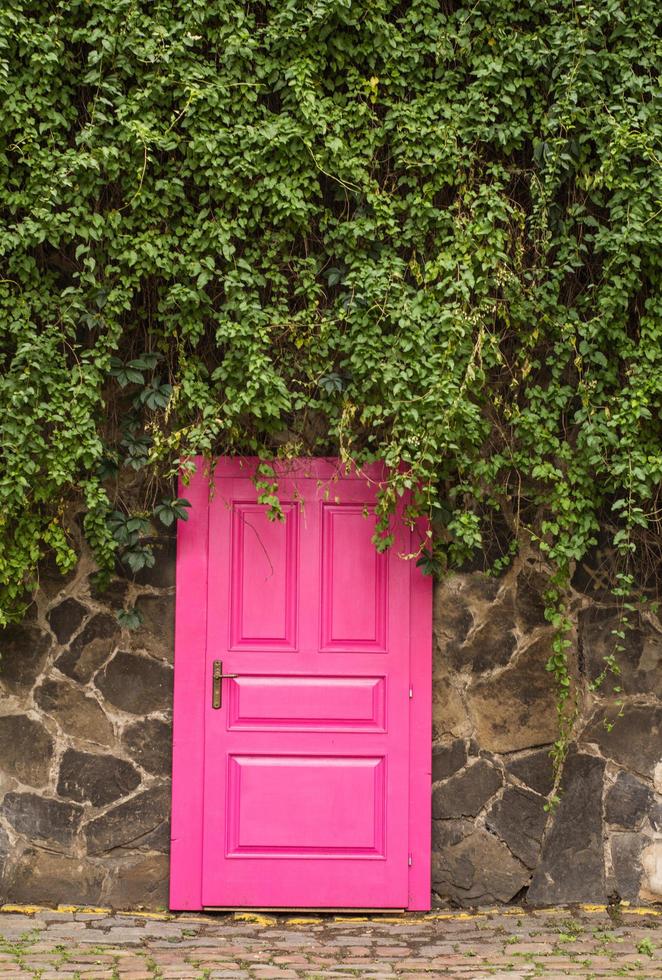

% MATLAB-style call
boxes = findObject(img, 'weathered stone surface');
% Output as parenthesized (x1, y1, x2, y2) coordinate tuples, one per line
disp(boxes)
(583, 704, 662, 778)
(47, 597, 88, 644)
(0, 822, 10, 901)
(432, 824, 529, 905)
(130, 536, 176, 588)
(467, 636, 558, 752)
(0, 714, 53, 786)
(57, 749, 141, 806)
(10, 849, 105, 905)
(515, 569, 548, 629)
(131, 593, 175, 661)
(87, 574, 129, 605)
(432, 740, 467, 782)
(85, 784, 170, 855)
(450, 591, 517, 673)
(55, 612, 120, 683)
(640, 840, 662, 902)
(95, 651, 173, 714)
(432, 667, 472, 740)
(605, 771, 654, 829)
(433, 760, 502, 819)
(506, 748, 555, 797)
(581, 607, 662, 697)
(0, 792, 83, 847)
(528, 752, 606, 904)
(0, 624, 51, 693)
(610, 832, 645, 901)
(102, 853, 169, 908)
(486, 787, 548, 868)
(34, 676, 114, 745)
(122, 718, 171, 776)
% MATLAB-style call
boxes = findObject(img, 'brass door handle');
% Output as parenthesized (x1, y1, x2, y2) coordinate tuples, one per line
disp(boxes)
(212, 660, 238, 709)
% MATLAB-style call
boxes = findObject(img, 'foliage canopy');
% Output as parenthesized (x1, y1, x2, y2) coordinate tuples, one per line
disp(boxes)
(1, 0, 661, 649)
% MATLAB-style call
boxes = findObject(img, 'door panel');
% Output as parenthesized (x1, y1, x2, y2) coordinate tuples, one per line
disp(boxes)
(171, 458, 432, 911)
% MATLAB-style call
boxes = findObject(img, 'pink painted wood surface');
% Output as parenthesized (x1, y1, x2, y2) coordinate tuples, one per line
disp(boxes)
(170, 457, 432, 910)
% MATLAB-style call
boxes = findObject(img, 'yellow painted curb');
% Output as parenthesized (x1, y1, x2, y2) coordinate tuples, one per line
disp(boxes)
(0, 902, 660, 921)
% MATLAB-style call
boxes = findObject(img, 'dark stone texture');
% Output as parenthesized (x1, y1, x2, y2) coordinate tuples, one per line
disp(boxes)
(515, 569, 548, 629)
(449, 592, 517, 673)
(583, 704, 662, 778)
(433, 760, 502, 819)
(122, 718, 172, 776)
(610, 832, 645, 901)
(486, 787, 548, 868)
(47, 597, 88, 644)
(0, 714, 53, 786)
(432, 824, 529, 905)
(506, 749, 555, 797)
(127, 536, 176, 588)
(467, 636, 558, 752)
(581, 607, 662, 698)
(103, 853, 169, 909)
(35, 676, 114, 745)
(432, 740, 467, 782)
(132, 593, 175, 661)
(0, 624, 51, 693)
(87, 574, 129, 606)
(0, 792, 83, 848)
(85, 784, 171, 855)
(57, 749, 141, 806)
(96, 651, 173, 714)
(10, 849, 105, 905)
(55, 612, 120, 683)
(605, 771, 654, 829)
(528, 752, 606, 904)
(38, 549, 79, 599)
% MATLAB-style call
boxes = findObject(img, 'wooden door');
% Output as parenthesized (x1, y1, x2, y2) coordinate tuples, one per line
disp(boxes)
(170, 458, 431, 910)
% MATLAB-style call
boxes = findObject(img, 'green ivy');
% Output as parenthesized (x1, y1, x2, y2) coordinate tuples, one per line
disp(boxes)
(1, 0, 660, 756)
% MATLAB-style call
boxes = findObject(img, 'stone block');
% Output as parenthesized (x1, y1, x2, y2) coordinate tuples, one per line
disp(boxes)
(95, 651, 173, 714)
(486, 787, 548, 868)
(432, 825, 529, 905)
(515, 569, 548, 630)
(605, 771, 654, 829)
(528, 752, 606, 904)
(467, 636, 558, 752)
(433, 759, 502, 819)
(580, 607, 662, 697)
(9, 849, 105, 905)
(131, 594, 175, 661)
(47, 598, 88, 644)
(609, 832, 645, 901)
(34, 676, 114, 745)
(0, 792, 83, 847)
(57, 749, 141, 806)
(0, 624, 51, 693)
(102, 853, 169, 908)
(85, 784, 171, 855)
(432, 740, 467, 782)
(640, 839, 662, 902)
(583, 704, 662, 778)
(87, 574, 130, 606)
(56, 613, 120, 683)
(450, 591, 517, 673)
(122, 718, 171, 776)
(506, 749, 555, 797)
(0, 714, 54, 787)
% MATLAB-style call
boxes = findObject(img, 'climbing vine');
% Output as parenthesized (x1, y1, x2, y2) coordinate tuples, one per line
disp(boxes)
(1, 1, 661, 765)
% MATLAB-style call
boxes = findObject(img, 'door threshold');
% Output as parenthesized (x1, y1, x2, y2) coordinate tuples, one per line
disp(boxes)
(204, 907, 406, 914)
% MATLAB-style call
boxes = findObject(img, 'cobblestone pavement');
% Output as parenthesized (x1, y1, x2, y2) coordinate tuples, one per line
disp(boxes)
(0, 905, 660, 979)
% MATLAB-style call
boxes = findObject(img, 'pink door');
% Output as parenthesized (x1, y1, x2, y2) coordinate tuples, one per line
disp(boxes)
(170, 458, 431, 910)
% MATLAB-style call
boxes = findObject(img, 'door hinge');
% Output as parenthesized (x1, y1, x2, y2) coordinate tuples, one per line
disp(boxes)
(408, 854, 413, 866)
(409, 686, 413, 699)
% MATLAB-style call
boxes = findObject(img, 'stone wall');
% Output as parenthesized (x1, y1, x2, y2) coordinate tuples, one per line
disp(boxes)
(0, 535, 660, 910)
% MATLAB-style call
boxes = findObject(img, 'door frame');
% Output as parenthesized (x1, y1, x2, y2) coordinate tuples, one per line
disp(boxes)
(169, 457, 432, 911)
